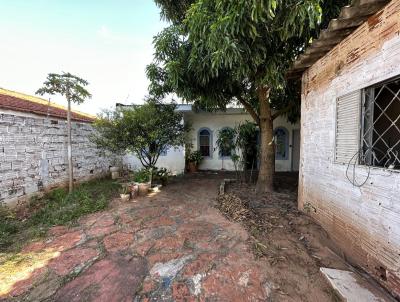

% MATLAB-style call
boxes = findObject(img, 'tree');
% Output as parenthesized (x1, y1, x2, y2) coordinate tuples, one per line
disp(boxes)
(36, 72, 91, 193)
(92, 101, 187, 177)
(149, 0, 350, 193)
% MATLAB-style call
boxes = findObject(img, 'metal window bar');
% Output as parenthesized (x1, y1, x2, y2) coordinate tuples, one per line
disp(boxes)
(361, 80, 400, 169)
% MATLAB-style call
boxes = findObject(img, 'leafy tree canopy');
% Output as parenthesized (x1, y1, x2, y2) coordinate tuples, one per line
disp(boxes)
(92, 101, 188, 169)
(36, 72, 91, 104)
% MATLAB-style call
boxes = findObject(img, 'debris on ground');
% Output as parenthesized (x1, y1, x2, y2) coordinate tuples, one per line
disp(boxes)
(215, 173, 351, 301)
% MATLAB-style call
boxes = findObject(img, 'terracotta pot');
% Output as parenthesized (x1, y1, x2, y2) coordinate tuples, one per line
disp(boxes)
(138, 182, 151, 196)
(188, 162, 198, 173)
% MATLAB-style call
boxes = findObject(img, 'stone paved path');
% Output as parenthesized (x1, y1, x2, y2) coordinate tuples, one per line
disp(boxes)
(1, 173, 270, 301)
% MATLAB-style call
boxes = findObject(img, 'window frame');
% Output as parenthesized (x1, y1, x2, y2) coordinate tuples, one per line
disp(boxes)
(198, 127, 213, 158)
(359, 75, 400, 170)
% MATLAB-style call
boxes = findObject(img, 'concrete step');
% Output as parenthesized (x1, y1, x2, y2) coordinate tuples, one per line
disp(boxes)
(320, 267, 396, 302)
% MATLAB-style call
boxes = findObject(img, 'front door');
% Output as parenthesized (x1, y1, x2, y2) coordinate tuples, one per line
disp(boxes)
(292, 129, 300, 171)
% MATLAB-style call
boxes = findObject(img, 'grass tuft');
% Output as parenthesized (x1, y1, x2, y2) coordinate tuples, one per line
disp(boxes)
(0, 178, 120, 252)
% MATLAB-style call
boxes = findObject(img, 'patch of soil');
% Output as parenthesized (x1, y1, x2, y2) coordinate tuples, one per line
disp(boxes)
(216, 173, 348, 302)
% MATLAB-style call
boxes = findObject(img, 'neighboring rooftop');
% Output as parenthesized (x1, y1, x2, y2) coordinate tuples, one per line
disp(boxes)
(0, 88, 95, 123)
(288, 0, 390, 78)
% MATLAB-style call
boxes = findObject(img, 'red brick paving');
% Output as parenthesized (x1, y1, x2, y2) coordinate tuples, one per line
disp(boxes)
(1, 174, 270, 301)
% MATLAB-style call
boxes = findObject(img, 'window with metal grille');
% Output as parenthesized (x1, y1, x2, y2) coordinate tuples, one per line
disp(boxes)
(361, 77, 400, 169)
(199, 128, 212, 157)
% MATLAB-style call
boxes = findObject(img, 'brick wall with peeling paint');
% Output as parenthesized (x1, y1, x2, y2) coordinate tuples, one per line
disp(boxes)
(0, 111, 110, 205)
(299, 1, 400, 298)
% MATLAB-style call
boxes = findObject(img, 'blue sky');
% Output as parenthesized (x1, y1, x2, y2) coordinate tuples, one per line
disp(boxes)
(0, 0, 167, 114)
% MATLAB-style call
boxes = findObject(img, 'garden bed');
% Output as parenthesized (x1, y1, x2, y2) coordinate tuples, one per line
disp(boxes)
(0, 178, 121, 253)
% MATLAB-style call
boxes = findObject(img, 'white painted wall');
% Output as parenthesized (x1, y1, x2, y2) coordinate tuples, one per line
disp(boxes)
(299, 15, 400, 296)
(123, 147, 185, 175)
(186, 110, 299, 172)
(186, 110, 251, 171)
(123, 109, 299, 173)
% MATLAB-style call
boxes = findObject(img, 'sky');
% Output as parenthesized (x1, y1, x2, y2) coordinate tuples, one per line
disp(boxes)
(0, 0, 167, 115)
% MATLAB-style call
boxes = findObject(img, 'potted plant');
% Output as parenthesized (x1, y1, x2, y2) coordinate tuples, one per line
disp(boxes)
(133, 169, 151, 196)
(120, 186, 130, 202)
(153, 167, 171, 186)
(186, 151, 203, 172)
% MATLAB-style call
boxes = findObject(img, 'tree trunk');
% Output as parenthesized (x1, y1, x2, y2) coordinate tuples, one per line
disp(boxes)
(67, 98, 74, 193)
(256, 86, 275, 193)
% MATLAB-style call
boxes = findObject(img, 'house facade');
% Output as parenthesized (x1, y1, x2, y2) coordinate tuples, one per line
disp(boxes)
(123, 104, 300, 174)
(291, 0, 400, 298)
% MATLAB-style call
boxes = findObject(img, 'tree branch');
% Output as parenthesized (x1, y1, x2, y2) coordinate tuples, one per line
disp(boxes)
(271, 102, 295, 120)
(236, 96, 260, 125)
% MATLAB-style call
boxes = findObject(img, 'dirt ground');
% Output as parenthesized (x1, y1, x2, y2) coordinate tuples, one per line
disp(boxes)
(0, 172, 350, 302)
(218, 172, 349, 302)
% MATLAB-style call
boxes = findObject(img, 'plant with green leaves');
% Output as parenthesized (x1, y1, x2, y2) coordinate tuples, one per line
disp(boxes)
(36, 72, 91, 193)
(148, 0, 350, 193)
(186, 150, 203, 166)
(235, 122, 259, 183)
(216, 127, 236, 170)
(92, 100, 187, 182)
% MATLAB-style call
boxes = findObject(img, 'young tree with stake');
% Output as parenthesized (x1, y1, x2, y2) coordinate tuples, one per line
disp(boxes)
(36, 72, 91, 193)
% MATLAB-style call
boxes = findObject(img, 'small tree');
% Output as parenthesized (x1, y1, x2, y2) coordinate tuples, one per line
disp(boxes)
(36, 72, 91, 193)
(92, 101, 187, 181)
(216, 128, 236, 170)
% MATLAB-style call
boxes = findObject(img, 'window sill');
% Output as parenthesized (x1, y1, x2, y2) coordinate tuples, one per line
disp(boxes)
(334, 162, 400, 174)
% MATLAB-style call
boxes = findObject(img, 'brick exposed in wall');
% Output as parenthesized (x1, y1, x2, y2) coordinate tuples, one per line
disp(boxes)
(300, 1, 400, 298)
(0, 112, 111, 205)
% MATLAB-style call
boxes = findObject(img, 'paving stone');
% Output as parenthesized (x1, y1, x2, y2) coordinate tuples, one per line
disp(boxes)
(103, 232, 134, 252)
(49, 247, 99, 276)
(54, 254, 147, 302)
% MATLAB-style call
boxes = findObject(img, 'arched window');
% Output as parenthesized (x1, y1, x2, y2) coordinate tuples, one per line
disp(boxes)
(198, 128, 212, 157)
(274, 127, 289, 160)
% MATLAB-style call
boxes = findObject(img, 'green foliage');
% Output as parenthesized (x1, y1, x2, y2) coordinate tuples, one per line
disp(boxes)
(154, 0, 195, 24)
(36, 72, 91, 104)
(153, 167, 171, 185)
(216, 128, 236, 157)
(148, 0, 350, 121)
(133, 169, 151, 183)
(28, 179, 119, 227)
(0, 204, 18, 248)
(92, 101, 188, 169)
(186, 150, 203, 165)
(0, 178, 120, 252)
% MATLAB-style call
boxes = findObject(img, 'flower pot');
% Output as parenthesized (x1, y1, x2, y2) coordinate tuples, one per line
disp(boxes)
(130, 184, 139, 199)
(138, 182, 151, 196)
(188, 162, 198, 173)
(120, 193, 130, 202)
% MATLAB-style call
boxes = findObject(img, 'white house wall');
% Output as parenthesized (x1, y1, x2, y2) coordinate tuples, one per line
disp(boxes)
(186, 111, 299, 172)
(123, 147, 185, 175)
(299, 2, 400, 297)
(123, 110, 299, 173)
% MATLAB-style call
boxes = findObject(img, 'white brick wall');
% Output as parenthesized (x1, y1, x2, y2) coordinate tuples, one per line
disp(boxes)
(0, 112, 110, 205)
(300, 2, 400, 296)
